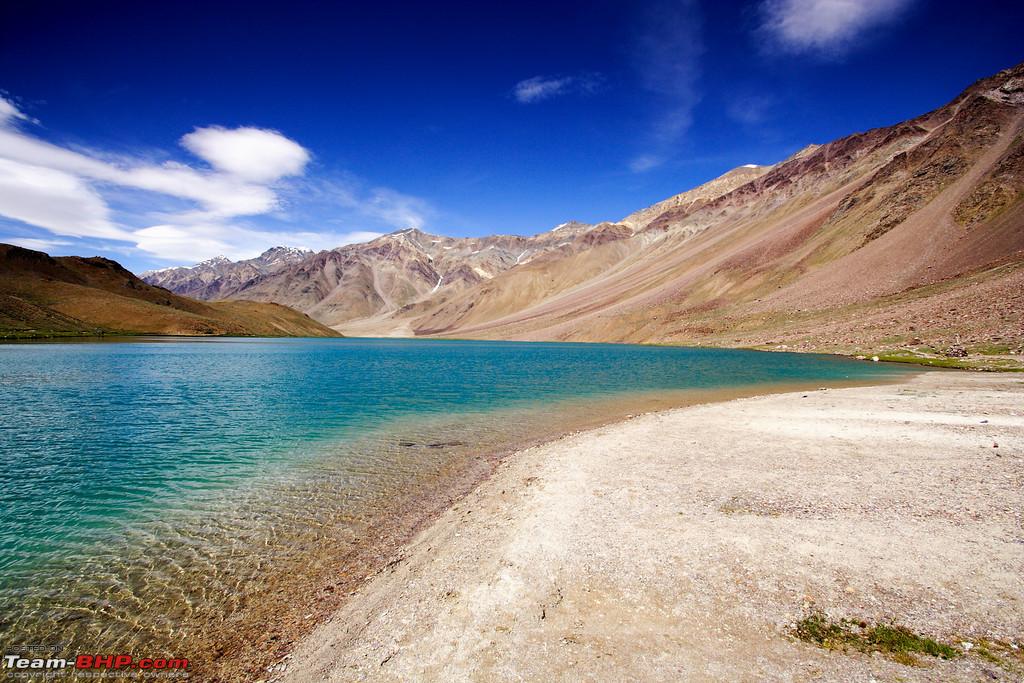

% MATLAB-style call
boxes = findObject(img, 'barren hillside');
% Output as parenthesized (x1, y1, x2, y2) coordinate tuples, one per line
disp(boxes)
(143, 63, 1023, 364)
(395, 63, 1024, 363)
(0, 244, 340, 338)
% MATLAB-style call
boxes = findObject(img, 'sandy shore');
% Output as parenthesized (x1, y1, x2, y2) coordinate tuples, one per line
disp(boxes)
(276, 371, 1023, 682)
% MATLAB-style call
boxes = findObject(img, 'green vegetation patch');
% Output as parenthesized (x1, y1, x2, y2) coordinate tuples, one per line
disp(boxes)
(872, 350, 1024, 372)
(794, 611, 959, 665)
(968, 342, 1015, 356)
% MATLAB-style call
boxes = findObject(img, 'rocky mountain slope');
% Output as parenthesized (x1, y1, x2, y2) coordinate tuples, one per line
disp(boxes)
(144, 222, 639, 329)
(0, 244, 340, 338)
(142, 246, 312, 300)
(143, 63, 1024, 362)
(620, 163, 773, 230)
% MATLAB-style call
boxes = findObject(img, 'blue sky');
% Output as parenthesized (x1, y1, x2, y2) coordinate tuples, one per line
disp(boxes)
(0, 0, 1021, 272)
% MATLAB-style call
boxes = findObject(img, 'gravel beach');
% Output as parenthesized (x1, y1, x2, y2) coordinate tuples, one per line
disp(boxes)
(278, 370, 1024, 682)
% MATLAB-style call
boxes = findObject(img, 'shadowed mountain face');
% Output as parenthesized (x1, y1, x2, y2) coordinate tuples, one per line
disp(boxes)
(0, 245, 340, 338)
(143, 63, 1024, 355)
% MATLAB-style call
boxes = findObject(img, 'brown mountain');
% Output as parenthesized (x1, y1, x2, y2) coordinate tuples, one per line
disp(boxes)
(144, 62, 1023, 362)
(0, 244, 340, 338)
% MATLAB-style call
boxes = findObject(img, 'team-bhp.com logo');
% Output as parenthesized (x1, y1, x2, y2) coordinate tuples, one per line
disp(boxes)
(3, 653, 189, 675)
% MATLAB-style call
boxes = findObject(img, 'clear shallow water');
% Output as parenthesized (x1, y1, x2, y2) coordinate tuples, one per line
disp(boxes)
(0, 338, 912, 673)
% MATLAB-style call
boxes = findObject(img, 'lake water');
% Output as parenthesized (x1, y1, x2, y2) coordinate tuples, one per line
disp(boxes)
(0, 338, 913, 676)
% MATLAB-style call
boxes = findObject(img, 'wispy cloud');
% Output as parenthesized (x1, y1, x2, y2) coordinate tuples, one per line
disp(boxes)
(725, 93, 778, 126)
(0, 94, 432, 265)
(628, 0, 703, 172)
(627, 155, 663, 173)
(512, 73, 603, 104)
(281, 176, 432, 232)
(0, 236, 73, 252)
(757, 0, 914, 55)
(0, 94, 38, 126)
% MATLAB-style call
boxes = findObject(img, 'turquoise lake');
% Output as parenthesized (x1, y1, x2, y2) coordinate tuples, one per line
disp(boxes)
(0, 337, 913, 667)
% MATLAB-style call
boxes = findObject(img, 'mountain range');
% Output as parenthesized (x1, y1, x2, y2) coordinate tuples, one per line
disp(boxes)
(141, 63, 1024, 364)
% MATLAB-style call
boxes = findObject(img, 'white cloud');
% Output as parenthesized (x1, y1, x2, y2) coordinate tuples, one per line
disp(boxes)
(0, 94, 431, 265)
(131, 224, 238, 262)
(132, 222, 382, 263)
(1, 138, 262, 220)
(0, 99, 19, 125)
(0, 158, 127, 239)
(0, 97, 36, 126)
(758, 0, 914, 54)
(512, 74, 603, 104)
(180, 126, 310, 182)
(0, 96, 308, 223)
(0, 125, 281, 217)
